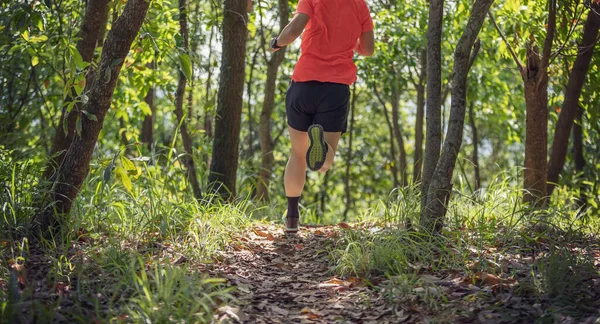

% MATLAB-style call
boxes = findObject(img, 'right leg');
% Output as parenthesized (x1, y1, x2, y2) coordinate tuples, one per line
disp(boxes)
(284, 126, 309, 197)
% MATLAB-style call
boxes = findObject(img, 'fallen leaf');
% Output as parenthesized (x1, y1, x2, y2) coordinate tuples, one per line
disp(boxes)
(296, 244, 303, 250)
(269, 305, 289, 316)
(338, 222, 351, 229)
(253, 229, 269, 238)
(267, 233, 275, 241)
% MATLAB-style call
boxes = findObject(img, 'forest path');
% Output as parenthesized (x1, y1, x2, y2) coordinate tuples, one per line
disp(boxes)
(212, 224, 405, 323)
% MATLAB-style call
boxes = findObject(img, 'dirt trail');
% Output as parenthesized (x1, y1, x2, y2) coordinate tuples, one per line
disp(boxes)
(212, 224, 406, 323)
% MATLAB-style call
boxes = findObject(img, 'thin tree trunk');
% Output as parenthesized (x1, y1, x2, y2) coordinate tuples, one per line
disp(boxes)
(204, 26, 215, 139)
(547, 4, 599, 197)
(141, 62, 155, 151)
(255, 0, 289, 201)
(391, 87, 408, 186)
(468, 102, 481, 191)
(414, 49, 426, 182)
(573, 105, 587, 211)
(36, 0, 150, 234)
(246, 46, 260, 159)
(343, 85, 357, 221)
(374, 86, 400, 188)
(522, 0, 556, 206)
(174, 0, 202, 200)
(422, 0, 495, 232)
(208, 0, 248, 198)
(44, 0, 110, 181)
(421, 0, 444, 212)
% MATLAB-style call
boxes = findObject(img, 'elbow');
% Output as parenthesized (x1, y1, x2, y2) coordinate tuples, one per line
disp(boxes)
(365, 48, 375, 56)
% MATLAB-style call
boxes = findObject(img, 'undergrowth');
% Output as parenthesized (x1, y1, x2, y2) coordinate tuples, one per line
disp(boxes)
(328, 177, 600, 322)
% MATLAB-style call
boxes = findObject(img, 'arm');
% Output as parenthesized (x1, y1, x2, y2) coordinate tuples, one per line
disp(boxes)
(355, 30, 375, 56)
(273, 13, 309, 49)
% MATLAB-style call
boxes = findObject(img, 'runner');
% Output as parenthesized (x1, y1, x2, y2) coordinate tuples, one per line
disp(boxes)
(270, 0, 375, 234)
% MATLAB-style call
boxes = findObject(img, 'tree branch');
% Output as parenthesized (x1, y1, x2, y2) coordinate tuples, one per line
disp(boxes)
(540, 0, 557, 72)
(488, 11, 525, 73)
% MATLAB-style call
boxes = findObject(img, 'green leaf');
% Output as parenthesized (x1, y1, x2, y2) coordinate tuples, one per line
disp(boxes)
(114, 166, 133, 194)
(81, 110, 97, 121)
(121, 156, 137, 174)
(103, 68, 112, 84)
(103, 161, 114, 182)
(31, 56, 39, 67)
(178, 53, 192, 81)
(110, 58, 124, 68)
(21, 30, 29, 41)
(139, 101, 152, 116)
(75, 115, 82, 137)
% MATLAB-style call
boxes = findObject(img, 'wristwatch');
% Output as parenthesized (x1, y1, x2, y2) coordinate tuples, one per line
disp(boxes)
(270, 37, 282, 49)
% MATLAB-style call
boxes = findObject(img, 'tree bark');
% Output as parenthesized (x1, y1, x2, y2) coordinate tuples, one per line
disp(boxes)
(255, 0, 289, 201)
(391, 87, 408, 186)
(468, 102, 481, 191)
(522, 0, 556, 206)
(420, 0, 444, 212)
(44, 0, 110, 181)
(208, 0, 248, 198)
(547, 4, 599, 197)
(413, 49, 426, 182)
(343, 85, 357, 221)
(37, 0, 150, 233)
(422, 0, 495, 232)
(174, 0, 203, 200)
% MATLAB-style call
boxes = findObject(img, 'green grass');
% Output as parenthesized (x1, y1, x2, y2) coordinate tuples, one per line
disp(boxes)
(0, 148, 258, 323)
(327, 174, 600, 321)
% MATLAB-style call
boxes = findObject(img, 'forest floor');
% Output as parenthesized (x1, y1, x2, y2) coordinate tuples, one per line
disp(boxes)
(211, 224, 405, 323)
(4, 221, 600, 323)
(211, 223, 600, 324)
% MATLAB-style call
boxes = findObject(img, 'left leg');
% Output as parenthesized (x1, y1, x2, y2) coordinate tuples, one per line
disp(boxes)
(319, 131, 342, 172)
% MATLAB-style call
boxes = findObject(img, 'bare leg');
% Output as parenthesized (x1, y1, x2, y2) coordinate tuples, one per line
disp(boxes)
(285, 127, 309, 197)
(319, 131, 342, 172)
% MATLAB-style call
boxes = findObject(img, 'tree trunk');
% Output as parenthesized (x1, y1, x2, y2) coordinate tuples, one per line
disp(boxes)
(413, 49, 426, 182)
(255, 0, 289, 201)
(374, 86, 400, 188)
(174, 0, 202, 200)
(37, 0, 150, 233)
(422, 0, 495, 232)
(420, 0, 444, 212)
(208, 0, 248, 198)
(547, 4, 600, 197)
(391, 87, 408, 186)
(204, 26, 215, 140)
(44, 0, 110, 181)
(468, 102, 481, 191)
(245, 47, 260, 160)
(522, 0, 556, 206)
(343, 85, 357, 221)
(141, 62, 155, 151)
(573, 105, 587, 211)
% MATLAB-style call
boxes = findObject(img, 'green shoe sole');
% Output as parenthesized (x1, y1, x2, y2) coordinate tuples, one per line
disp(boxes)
(307, 124, 327, 171)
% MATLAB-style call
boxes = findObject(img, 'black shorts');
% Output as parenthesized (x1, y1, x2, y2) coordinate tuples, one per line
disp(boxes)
(285, 81, 351, 133)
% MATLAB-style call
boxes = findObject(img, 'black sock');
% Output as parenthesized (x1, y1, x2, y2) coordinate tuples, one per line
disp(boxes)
(287, 196, 300, 218)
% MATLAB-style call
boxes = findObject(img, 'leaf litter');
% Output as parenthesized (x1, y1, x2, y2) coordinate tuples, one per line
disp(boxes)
(212, 224, 409, 323)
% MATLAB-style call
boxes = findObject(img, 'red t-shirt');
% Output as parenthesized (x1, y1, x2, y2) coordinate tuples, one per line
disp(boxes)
(292, 0, 373, 85)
